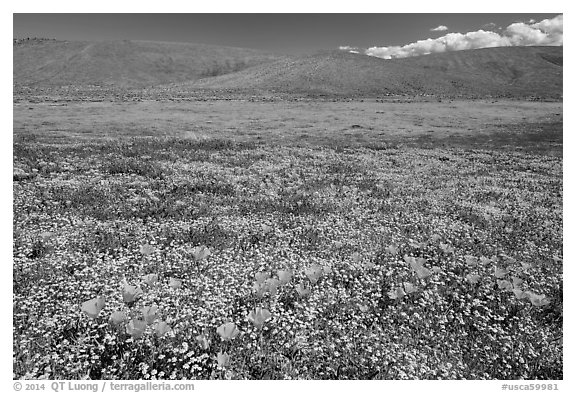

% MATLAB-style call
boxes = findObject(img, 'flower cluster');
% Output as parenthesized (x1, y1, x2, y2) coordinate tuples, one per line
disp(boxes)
(13, 136, 562, 379)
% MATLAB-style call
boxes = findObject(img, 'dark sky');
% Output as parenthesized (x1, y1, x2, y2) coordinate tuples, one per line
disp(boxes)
(13, 14, 561, 55)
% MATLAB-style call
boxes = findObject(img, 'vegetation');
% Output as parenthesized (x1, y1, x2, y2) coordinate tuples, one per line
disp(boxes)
(13, 131, 562, 379)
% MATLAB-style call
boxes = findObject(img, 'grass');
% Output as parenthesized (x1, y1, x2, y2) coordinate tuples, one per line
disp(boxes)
(13, 101, 562, 380)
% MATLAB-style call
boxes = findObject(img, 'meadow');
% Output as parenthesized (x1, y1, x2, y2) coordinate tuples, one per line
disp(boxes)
(13, 99, 563, 379)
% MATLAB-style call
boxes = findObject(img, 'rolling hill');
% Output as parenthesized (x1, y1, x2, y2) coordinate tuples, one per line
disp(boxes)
(13, 39, 562, 98)
(186, 46, 563, 98)
(13, 39, 285, 88)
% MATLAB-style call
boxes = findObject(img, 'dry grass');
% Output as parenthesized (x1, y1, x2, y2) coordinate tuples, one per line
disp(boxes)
(13, 100, 562, 155)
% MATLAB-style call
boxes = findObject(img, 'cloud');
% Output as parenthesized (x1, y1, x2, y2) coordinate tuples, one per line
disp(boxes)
(506, 15, 563, 46)
(365, 30, 508, 59)
(339, 45, 357, 51)
(363, 14, 562, 59)
(481, 22, 498, 31)
(431, 25, 448, 32)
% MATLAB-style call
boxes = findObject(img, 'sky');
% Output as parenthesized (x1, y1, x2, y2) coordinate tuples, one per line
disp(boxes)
(13, 13, 562, 56)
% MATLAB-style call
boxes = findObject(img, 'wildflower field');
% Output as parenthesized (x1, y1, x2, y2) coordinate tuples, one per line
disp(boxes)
(13, 100, 562, 380)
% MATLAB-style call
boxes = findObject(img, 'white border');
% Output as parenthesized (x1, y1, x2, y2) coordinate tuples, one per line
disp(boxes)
(4, 2, 571, 392)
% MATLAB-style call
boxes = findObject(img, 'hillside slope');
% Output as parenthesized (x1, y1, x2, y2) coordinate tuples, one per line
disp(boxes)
(13, 39, 285, 88)
(14, 39, 562, 98)
(185, 46, 563, 98)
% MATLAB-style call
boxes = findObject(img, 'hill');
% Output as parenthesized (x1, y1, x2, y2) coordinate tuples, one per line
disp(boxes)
(13, 39, 285, 88)
(14, 39, 562, 99)
(184, 46, 562, 98)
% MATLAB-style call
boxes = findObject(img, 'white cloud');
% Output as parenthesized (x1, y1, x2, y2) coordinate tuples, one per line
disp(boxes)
(431, 25, 448, 32)
(481, 22, 498, 30)
(339, 45, 357, 51)
(364, 14, 562, 59)
(531, 15, 563, 41)
(366, 30, 509, 59)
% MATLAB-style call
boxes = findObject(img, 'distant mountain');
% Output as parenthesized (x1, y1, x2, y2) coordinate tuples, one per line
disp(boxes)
(185, 46, 562, 98)
(13, 39, 562, 99)
(13, 39, 285, 88)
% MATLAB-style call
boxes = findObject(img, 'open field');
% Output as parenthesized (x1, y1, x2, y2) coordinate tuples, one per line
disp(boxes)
(14, 99, 562, 152)
(13, 100, 562, 379)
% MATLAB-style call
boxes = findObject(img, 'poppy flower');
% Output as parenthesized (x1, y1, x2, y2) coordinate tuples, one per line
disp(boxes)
(494, 267, 508, 279)
(277, 269, 292, 285)
(500, 254, 516, 263)
(363, 260, 376, 269)
(432, 266, 443, 274)
(142, 273, 158, 287)
(253, 282, 266, 298)
(39, 231, 54, 241)
(520, 262, 533, 271)
(525, 292, 550, 307)
(512, 288, 527, 299)
(142, 305, 158, 325)
(305, 264, 322, 284)
(416, 267, 432, 279)
(248, 307, 272, 329)
(402, 282, 417, 294)
(497, 280, 513, 291)
(388, 287, 406, 300)
(440, 243, 454, 254)
(169, 278, 182, 289)
(110, 310, 127, 325)
(405, 255, 421, 269)
(196, 333, 210, 349)
(512, 276, 524, 288)
(466, 274, 481, 284)
(192, 245, 211, 261)
(216, 351, 230, 368)
(409, 240, 424, 249)
(81, 297, 105, 319)
(430, 234, 442, 243)
(295, 282, 311, 297)
(122, 282, 143, 304)
(155, 321, 172, 337)
(406, 257, 432, 279)
(265, 278, 280, 296)
(126, 318, 147, 339)
(139, 244, 154, 256)
(255, 272, 270, 285)
(465, 255, 478, 268)
(217, 322, 240, 340)
(351, 252, 362, 263)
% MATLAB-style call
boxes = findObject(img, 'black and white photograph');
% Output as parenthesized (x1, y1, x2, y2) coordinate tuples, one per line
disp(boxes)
(10, 6, 566, 385)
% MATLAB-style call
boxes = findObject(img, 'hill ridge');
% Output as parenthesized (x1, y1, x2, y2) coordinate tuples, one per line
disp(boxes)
(13, 40, 562, 99)
(13, 39, 287, 88)
(184, 46, 562, 98)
